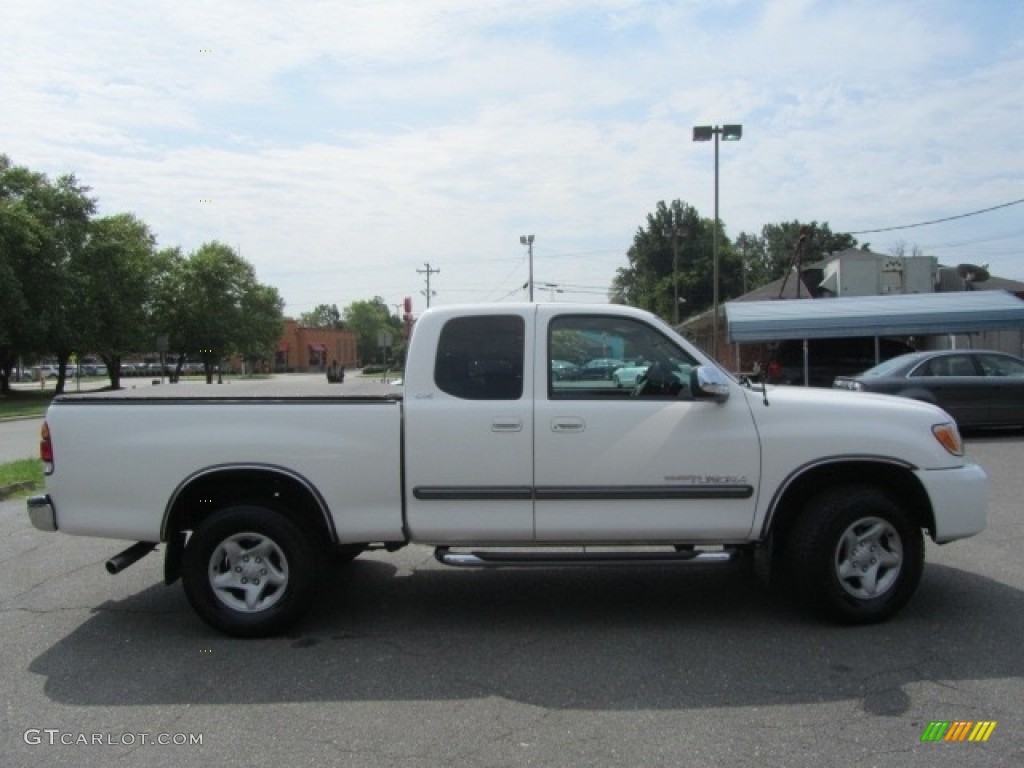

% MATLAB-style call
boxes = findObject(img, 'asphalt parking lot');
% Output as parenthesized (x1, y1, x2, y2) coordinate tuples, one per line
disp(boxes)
(1, 385, 1021, 767)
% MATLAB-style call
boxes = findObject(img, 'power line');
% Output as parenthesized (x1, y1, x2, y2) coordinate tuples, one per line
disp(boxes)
(914, 227, 1024, 251)
(847, 197, 1024, 235)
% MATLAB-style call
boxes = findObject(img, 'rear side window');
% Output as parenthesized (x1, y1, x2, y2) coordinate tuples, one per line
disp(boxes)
(434, 315, 525, 400)
(977, 353, 1024, 378)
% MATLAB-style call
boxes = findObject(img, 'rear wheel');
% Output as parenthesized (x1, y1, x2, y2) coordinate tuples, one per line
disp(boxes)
(182, 504, 320, 637)
(788, 485, 924, 624)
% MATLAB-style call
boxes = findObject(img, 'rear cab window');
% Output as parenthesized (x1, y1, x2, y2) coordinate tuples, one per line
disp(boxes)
(434, 315, 525, 400)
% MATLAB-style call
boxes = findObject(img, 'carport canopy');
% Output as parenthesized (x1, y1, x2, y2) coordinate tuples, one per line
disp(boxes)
(724, 290, 1024, 343)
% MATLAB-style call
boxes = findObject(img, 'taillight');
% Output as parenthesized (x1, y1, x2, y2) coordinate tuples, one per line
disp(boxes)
(40, 421, 54, 475)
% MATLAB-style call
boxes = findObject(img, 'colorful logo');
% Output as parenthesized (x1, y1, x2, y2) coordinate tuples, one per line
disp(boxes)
(921, 721, 997, 742)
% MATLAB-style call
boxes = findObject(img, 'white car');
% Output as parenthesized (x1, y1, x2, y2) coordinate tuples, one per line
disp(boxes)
(612, 361, 651, 388)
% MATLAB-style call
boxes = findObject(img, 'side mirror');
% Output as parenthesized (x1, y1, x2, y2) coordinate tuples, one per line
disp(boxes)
(691, 365, 731, 403)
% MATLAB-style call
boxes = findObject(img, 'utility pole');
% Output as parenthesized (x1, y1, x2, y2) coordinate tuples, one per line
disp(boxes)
(417, 262, 440, 307)
(671, 227, 683, 325)
(519, 234, 535, 301)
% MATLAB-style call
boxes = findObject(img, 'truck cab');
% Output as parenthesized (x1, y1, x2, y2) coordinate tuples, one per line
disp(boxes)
(402, 305, 759, 544)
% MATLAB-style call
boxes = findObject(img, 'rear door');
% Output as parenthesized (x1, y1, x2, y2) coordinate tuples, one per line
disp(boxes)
(532, 308, 761, 542)
(403, 310, 535, 542)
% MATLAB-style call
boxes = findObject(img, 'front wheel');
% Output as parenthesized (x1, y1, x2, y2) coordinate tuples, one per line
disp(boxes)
(788, 486, 924, 624)
(182, 505, 320, 637)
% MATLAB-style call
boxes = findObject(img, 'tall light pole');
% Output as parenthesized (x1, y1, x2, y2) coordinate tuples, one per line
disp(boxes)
(520, 234, 535, 301)
(692, 123, 742, 357)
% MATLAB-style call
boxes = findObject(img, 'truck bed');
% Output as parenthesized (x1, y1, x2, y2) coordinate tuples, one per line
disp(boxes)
(45, 383, 405, 544)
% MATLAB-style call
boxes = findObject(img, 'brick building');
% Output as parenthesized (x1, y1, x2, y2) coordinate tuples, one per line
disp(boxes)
(275, 319, 358, 373)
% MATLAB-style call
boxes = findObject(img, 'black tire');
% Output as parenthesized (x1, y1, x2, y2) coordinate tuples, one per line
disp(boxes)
(182, 505, 320, 637)
(787, 485, 924, 624)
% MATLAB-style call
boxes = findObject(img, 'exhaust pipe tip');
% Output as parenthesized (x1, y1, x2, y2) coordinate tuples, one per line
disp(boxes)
(106, 542, 157, 574)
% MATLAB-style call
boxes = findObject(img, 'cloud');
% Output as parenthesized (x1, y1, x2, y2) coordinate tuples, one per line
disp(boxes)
(2, 0, 1022, 315)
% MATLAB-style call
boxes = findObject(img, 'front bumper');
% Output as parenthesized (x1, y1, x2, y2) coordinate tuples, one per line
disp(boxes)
(26, 495, 57, 532)
(917, 463, 989, 543)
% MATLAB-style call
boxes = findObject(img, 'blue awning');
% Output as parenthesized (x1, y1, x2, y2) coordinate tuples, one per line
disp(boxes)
(724, 290, 1024, 343)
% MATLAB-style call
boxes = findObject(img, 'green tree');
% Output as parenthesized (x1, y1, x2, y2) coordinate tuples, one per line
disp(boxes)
(0, 177, 36, 389)
(610, 200, 725, 323)
(736, 221, 858, 292)
(299, 303, 343, 329)
(79, 213, 158, 388)
(237, 283, 285, 371)
(343, 297, 402, 365)
(0, 156, 95, 393)
(148, 246, 188, 380)
(734, 231, 768, 295)
(156, 242, 283, 383)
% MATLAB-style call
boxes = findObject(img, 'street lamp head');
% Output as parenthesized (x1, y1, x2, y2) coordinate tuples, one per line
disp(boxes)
(722, 124, 743, 141)
(520, 234, 534, 245)
(692, 125, 713, 142)
(692, 124, 743, 141)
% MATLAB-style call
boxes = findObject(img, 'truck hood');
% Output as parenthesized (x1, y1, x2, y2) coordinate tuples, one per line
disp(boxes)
(740, 383, 968, 470)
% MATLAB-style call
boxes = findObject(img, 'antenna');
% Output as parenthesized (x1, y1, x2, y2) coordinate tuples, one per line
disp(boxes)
(778, 227, 811, 299)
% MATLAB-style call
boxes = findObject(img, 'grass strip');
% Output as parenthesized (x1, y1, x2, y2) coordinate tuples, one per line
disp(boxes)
(0, 458, 44, 500)
(0, 391, 53, 420)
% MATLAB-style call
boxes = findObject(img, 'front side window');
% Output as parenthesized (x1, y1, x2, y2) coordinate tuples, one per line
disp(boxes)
(548, 315, 697, 399)
(434, 315, 525, 400)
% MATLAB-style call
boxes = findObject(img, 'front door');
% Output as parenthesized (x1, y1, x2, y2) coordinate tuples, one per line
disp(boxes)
(533, 309, 761, 542)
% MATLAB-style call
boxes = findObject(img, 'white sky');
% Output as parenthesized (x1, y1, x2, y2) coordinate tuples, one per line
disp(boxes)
(3, 0, 1022, 318)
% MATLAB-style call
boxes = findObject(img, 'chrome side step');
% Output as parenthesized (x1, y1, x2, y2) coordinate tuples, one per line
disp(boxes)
(434, 546, 736, 568)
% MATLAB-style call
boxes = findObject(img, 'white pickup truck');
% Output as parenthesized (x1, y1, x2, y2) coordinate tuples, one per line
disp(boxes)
(27, 303, 988, 636)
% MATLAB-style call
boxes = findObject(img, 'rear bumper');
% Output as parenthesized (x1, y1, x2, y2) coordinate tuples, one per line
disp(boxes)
(916, 463, 988, 543)
(26, 495, 57, 532)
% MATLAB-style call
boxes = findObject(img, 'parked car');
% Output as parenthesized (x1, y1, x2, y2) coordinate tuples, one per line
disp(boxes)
(578, 357, 625, 380)
(31, 364, 61, 380)
(550, 359, 580, 380)
(833, 349, 1024, 429)
(80, 364, 107, 377)
(766, 337, 916, 387)
(611, 361, 651, 388)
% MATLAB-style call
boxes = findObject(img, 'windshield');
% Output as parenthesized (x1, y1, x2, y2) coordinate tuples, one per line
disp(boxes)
(859, 354, 920, 378)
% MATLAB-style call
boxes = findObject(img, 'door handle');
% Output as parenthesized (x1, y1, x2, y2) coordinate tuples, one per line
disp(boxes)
(551, 417, 585, 433)
(491, 419, 523, 432)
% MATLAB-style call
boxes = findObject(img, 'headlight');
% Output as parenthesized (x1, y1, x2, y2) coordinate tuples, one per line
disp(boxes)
(833, 379, 864, 391)
(932, 422, 964, 456)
